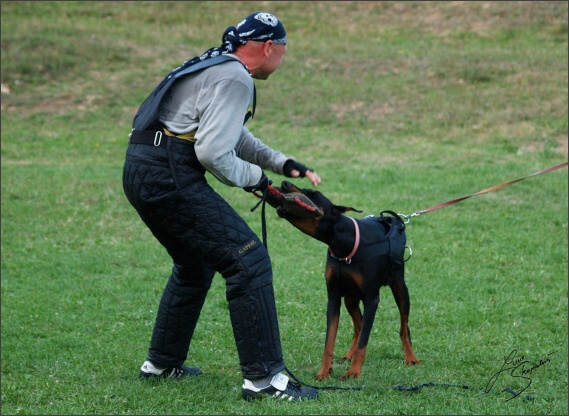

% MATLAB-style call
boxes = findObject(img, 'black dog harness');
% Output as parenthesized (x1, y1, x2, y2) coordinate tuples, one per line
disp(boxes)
(328, 212, 408, 284)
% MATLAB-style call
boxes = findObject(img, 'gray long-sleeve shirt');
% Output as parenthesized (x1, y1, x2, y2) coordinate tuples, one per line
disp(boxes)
(158, 57, 290, 188)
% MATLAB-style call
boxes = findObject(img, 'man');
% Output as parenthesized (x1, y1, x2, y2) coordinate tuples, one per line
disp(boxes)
(122, 12, 321, 401)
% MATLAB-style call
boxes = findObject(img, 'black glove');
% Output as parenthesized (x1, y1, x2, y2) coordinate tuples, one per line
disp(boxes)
(283, 159, 311, 178)
(243, 171, 271, 193)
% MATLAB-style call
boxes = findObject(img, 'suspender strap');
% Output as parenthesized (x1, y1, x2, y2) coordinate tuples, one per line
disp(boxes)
(132, 55, 241, 131)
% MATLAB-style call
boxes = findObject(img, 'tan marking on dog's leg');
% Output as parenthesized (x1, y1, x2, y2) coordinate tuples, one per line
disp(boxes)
(400, 315, 421, 366)
(340, 296, 362, 363)
(315, 313, 340, 380)
(340, 346, 367, 380)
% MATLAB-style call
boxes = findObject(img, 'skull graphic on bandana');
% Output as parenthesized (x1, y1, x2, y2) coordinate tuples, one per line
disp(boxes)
(254, 12, 279, 27)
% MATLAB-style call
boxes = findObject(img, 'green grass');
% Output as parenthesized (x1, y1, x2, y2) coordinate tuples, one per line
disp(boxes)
(1, 1, 567, 414)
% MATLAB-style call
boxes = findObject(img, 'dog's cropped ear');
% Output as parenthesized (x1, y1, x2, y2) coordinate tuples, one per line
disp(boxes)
(332, 205, 364, 215)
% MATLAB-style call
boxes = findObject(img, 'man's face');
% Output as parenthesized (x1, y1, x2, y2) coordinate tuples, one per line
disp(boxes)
(253, 42, 287, 80)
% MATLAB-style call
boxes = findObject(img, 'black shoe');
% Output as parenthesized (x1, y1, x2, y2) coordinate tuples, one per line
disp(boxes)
(139, 360, 201, 379)
(242, 373, 318, 401)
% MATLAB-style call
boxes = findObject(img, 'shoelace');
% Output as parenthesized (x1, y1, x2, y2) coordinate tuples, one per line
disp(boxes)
(282, 381, 302, 395)
(272, 382, 306, 401)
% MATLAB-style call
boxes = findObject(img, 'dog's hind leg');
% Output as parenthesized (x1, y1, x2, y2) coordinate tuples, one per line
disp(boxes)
(390, 273, 421, 366)
(339, 296, 362, 364)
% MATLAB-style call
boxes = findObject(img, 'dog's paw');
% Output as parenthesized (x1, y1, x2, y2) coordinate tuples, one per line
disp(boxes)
(314, 367, 333, 381)
(404, 357, 422, 366)
(339, 370, 361, 381)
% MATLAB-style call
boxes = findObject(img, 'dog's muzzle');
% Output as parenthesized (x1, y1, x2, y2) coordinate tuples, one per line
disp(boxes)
(266, 182, 323, 218)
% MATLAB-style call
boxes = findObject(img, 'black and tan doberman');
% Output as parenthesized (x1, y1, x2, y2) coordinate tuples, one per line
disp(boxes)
(265, 181, 421, 381)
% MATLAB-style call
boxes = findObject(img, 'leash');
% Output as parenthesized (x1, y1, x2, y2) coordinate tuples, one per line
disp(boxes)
(393, 164, 566, 400)
(249, 187, 270, 248)
(284, 366, 363, 392)
(250, 183, 289, 249)
(399, 161, 568, 223)
(392, 382, 534, 401)
(286, 369, 533, 398)
(250, 184, 290, 249)
(249, 162, 566, 395)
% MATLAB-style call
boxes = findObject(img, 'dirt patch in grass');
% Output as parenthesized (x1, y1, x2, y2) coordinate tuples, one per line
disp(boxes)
(2, 1, 566, 137)
(522, 137, 569, 156)
(302, 1, 567, 36)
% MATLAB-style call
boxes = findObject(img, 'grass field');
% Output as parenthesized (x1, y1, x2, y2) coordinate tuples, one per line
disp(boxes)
(1, 1, 567, 415)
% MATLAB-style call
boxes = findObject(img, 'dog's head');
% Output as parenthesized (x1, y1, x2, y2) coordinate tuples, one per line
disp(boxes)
(266, 180, 362, 239)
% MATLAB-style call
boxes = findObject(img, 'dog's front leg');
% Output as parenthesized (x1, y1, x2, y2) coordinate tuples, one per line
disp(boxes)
(340, 295, 379, 380)
(314, 292, 341, 381)
(390, 276, 421, 366)
(339, 296, 362, 364)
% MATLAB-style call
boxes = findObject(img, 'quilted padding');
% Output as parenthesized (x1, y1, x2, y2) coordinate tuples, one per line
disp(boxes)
(122, 138, 285, 379)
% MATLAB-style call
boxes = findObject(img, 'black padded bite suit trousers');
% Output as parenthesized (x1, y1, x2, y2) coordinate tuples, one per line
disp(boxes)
(122, 137, 285, 379)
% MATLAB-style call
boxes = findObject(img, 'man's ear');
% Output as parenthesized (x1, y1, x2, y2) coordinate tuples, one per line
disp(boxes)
(262, 40, 274, 57)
